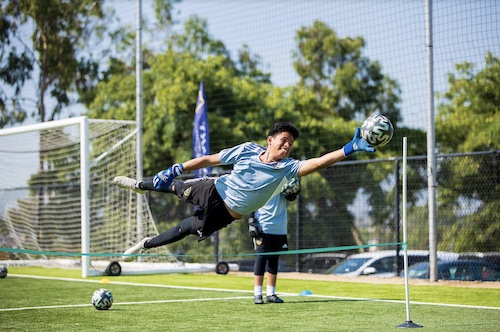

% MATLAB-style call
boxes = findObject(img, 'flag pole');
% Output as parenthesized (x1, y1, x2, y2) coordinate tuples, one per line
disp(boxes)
(192, 82, 218, 263)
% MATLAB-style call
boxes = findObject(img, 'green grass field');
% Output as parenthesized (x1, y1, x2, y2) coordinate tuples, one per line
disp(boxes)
(1, 267, 499, 331)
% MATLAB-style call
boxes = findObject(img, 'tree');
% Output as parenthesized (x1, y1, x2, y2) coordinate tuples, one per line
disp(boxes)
(0, 1, 113, 257)
(434, 53, 500, 251)
(0, 5, 33, 127)
(293, 20, 401, 124)
(291, 21, 414, 247)
(87, 16, 276, 175)
(0, 0, 110, 127)
(436, 52, 499, 153)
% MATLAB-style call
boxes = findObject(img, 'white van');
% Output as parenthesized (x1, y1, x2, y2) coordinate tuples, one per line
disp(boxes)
(325, 250, 459, 277)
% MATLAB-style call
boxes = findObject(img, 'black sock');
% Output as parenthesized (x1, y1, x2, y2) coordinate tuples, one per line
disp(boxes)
(139, 180, 175, 193)
(145, 217, 198, 248)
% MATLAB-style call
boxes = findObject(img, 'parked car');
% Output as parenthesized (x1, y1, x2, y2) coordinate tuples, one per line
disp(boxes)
(458, 252, 500, 267)
(325, 250, 458, 278)
(300, 253, 347, 273)
(403, 259, 500, 281)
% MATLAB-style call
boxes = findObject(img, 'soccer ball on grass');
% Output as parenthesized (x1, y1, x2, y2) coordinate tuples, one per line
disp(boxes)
(0, 266, 7, 278)
(91, 288, 113, 310)
(360, 114, 394, 147)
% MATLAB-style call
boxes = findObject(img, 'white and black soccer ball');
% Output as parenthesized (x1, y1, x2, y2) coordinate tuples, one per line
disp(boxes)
(91, 288, 113, 310)
(0, 266, 7, 278)
(360, 114, 394, 147)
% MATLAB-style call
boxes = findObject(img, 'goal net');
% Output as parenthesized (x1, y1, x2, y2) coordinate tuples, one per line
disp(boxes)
(0, 117, 180, 277)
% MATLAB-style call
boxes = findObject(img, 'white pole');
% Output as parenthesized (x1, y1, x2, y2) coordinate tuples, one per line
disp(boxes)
(425, 0, 438, 282)
(80, 116, 90, 278)
(402, 137, 411, 321)
(136, 0, 144, 252)
(397, 137, 423, 328)
(0, 116, 87, 136)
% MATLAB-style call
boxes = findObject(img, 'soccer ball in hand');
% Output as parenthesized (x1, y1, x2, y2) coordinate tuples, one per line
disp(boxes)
(91, 288, 113, 310)
(360, 114, 394, 147)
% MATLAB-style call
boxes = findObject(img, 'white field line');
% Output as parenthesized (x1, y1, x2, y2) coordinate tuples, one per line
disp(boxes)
(3, 274, 499, 312)
(0, 297, 251, 312)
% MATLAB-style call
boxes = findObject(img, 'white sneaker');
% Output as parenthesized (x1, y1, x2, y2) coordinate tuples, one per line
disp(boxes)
(122, 237, 153, 262)
(113, 176, 147, 194)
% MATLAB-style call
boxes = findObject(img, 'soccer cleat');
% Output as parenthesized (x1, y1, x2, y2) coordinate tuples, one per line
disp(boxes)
(122, 237, 152, 262)
(266, 294, 284, 303)
(113, 176, 147, 194)
(254, 295, 264, 305)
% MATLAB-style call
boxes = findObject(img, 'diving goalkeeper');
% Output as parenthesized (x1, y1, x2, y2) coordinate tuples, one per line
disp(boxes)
(113, 122, 375, 261)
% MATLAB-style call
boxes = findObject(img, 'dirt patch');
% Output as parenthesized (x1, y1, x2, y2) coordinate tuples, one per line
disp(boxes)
(229, 271, 500, 289)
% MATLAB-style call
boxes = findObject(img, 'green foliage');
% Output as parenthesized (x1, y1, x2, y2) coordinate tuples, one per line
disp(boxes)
(153, 0, 180, 28)
(0, 2, 33, 127)
(433, 54, 500, 251)
(0, 0, 108, 124)
(436, 52, 500, 153)
(293, 20, 402, 123)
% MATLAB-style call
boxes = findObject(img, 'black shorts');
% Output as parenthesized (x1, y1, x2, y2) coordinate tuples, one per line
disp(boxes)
(172, 178, 236, 241)
(255, 234, 288, 254)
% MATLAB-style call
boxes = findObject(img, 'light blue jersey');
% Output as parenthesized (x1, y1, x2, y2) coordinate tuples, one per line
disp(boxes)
(255, 194, 287, 235)
(214, 142, 303, 216)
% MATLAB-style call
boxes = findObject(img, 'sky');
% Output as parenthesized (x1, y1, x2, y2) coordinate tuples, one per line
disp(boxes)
(108, 0, 500, 131)
(3, 0, 498, 130)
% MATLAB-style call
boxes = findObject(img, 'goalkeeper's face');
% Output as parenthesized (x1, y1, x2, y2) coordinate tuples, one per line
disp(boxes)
(267, 132, 295, 160)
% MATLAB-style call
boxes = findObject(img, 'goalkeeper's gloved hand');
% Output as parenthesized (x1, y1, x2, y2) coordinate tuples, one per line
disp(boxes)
(248, 213, 262, 238)
(343, 127, 376, 157)
(249, 221, 262, 238)
(153, 163, 184, 190)
(282, 177, 300, 201)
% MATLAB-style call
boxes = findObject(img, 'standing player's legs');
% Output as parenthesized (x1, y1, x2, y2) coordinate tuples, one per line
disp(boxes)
(253, 234, 287, 304)
(253, 251, 268, 304)
(263, 254, 283, 303)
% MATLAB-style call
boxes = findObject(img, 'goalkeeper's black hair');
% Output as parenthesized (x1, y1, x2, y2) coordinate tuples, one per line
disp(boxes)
(268, 122, 299, 139)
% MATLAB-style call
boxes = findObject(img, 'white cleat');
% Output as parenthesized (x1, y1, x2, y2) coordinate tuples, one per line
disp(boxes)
(122, 237, 153, 262)
(113, 176, 147, 194)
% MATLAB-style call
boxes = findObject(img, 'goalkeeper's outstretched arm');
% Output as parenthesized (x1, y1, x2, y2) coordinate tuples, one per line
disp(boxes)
(182, 153, 222, 171)
(298, 128, 374, 177)
(151, 153, 222, 191)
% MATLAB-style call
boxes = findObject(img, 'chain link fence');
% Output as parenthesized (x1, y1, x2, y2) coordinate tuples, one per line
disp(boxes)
(147, 150, 499, 279)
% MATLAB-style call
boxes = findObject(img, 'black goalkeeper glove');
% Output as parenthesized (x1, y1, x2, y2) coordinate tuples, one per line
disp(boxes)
(248, 213, 262, 238)
(249, 222, 262, 238)
(282, 177, 300, 201)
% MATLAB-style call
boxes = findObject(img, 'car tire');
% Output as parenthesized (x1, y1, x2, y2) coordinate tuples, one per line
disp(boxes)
(215, 261, 229, 275)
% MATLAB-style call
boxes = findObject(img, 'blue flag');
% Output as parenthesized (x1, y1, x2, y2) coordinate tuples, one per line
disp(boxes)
(192, 82, 211, 178)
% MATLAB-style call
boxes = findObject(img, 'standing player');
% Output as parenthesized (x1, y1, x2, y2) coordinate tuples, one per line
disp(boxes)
(113, 122, 375, 260)
(250, 177, 300, 304)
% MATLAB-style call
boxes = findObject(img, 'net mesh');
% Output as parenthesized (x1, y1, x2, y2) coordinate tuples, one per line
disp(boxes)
(0, 119, 177, 268)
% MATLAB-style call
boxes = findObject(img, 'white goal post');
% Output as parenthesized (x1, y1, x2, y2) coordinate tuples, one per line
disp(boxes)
(0, 116, 181, 277)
